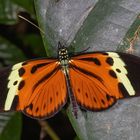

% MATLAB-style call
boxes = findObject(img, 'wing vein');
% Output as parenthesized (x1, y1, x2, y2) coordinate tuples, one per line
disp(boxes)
(71, 64, 103, 82)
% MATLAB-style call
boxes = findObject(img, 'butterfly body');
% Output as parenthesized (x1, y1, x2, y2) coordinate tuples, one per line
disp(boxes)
(58, 44, 70, 74)
(0, 43, 140, 119)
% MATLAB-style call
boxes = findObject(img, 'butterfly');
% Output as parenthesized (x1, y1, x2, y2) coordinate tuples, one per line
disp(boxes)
(0, 42, 140, 120)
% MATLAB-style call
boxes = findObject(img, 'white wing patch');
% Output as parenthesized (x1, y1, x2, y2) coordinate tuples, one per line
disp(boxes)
(107, 52, 135, 96)
(4, 63, 23, 110)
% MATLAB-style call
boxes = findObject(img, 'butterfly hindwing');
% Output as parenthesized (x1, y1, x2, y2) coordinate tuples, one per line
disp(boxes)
(69, 66, 116, 111)
(0, 59, 67, 119)
(23, 67, 67, 119)
(69, 52, 140, 111)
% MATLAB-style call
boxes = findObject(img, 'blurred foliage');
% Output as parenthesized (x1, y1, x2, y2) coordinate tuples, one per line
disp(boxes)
(0, 37, 26, 66)
(11, 0, 35, 14)
(0, 113, 22, 140)
(0, 0, 18, 24)
(0, 0, 35, 24)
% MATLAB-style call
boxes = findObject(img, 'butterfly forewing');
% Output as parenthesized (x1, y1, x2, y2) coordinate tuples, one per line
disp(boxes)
(116, 53, 140, 97)
(0, 59, 67, 119)
(69, 52, 140, 111)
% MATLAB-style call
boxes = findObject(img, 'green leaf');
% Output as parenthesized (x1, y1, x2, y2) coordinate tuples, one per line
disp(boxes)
(0, 113, 14, 134)
(0, 113, 22, 140)
(34, 0, 54, 56)
(118, 15, 140, 53)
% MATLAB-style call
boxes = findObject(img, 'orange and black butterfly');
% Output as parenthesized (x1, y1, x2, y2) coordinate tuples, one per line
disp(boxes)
(0, 42, 140, 119)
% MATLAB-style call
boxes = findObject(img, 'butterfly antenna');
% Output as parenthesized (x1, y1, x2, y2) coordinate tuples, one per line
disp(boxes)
(18, 15, 45, 34)
(70, 45, 91, 55)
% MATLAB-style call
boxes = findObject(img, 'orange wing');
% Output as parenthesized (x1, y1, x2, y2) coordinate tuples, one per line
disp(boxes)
(0, 59, 67, 119)
(69, 52, 140, 111)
